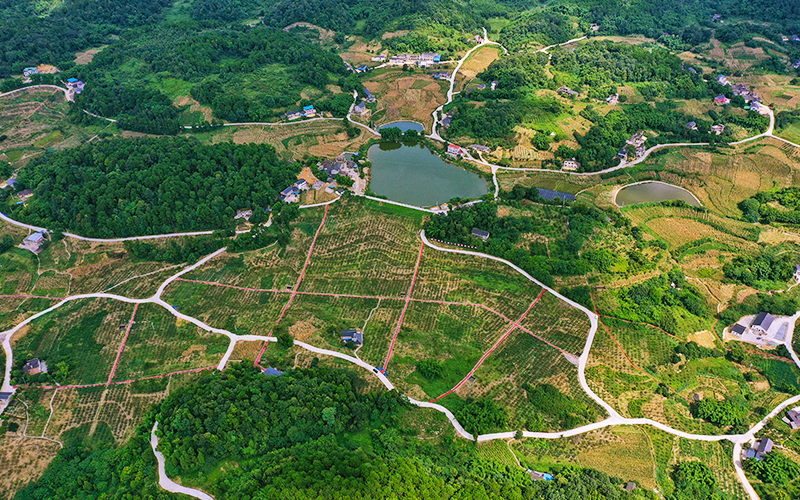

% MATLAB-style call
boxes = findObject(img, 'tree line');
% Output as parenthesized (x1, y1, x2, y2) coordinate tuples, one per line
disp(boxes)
(11, 138, 300, 238)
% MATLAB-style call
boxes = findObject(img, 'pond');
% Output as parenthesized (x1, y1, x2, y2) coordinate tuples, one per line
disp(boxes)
(368, 141, 489, 207)
(379, 121, 425, 133)
(615, 181, 702, 207)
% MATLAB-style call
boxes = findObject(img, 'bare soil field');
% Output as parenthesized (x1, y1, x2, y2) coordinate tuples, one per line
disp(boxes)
(363, 71, 447, 128)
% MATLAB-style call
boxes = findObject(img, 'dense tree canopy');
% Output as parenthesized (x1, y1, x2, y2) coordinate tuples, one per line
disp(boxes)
(14, 138, 299, 237)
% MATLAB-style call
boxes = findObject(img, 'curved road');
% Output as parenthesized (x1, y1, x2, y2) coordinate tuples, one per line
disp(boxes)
(150, 422, 215, 500)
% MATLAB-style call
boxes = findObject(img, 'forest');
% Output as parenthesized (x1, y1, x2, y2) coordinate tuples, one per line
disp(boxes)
(15, 365, 663, 499)
(422, 202, 613, 284)
(10, 138, 299, 238)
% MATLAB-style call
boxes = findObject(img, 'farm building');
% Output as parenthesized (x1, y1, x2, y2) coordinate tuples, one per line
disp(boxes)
(371, 54, 387, 62)
(716, 75, 729, 85)
(20, 231, 47, 254)
(471, 228, 490, 241)
(262, 367, 283, 376)
(23, 358, 47, 376)
(562, 159, 580, 171)
(730, 323, 746, 336)
(527, 470, 553, 481)
(363, 88, 376, 102)
(624, 482, 636, 492)
(23, 67, 38, 77)
(686, 121, 698, 130)
(17, 189, 34, 199)
(711, 124, 725, 135)
(302, 105, 317, 118)
(557, 86, 578, 97)
(469, 144, 491, 153)
(606, 94, 619, 105)
(294, 179, 310, 191)
(752, 312, 775, 334)
(342, 329, 363, 345)
(4, 178, 17, 189)
(234, 209, 253, 220)
(286, 110, 301, 121)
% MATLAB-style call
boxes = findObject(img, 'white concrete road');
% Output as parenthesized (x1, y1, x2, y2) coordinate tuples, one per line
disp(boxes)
(150, 422, 215, 500)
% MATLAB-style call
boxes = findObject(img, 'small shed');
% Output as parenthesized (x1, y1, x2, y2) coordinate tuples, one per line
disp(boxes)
(342, 329, 363, 345)
(624, 482, 636, 492)
(471, 228, 490, 241)
(23, 358, 47, 376)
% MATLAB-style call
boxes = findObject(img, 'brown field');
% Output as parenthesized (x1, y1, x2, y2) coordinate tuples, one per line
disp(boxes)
(645, 217, 754, 249)
(174, 95, 213, 122)
(454, 45, 501, 92)
(0, 434, 61, 499)
(705, 39, 771, 72)
(363, 71, 447, 129)
(74, 46, 106, 65)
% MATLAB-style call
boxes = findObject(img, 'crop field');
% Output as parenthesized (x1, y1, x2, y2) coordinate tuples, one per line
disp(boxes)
(454, 45, 501, 92)
(363, 71, 447, 128)
(474, 440, 519, 469)
(495, 169, 596, 195)
(162, 280, 289, 336)
(623, 205, 760, 248)
(112, 304, 227, 382)
(12, 298, 134, 385)
(0, 434, 61, 500)
(280, 294, 384, 350)
(514, 426, 657, 489)
(390, 301, 511, 400)
(413, 249, 545, 322)
(676, 439, 748, 500)
(301, 199, 423, 296)
(516, 292, 591, 355)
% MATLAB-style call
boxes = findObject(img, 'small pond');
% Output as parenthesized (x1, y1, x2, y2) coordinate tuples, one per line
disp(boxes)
(368, 141, 489, 207)
(379, 121, 425, 133)
(615, 181, 702, 207)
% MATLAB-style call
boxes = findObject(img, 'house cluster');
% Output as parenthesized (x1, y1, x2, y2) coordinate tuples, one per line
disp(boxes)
(20, 231, 47, 255)
(65, 78, 85, 95)
(342, 328, 363, 345)
(284, 105, 317, 121)
(716, 75, 769, 115)
(625, 130, 647, 158)
(744, 438, 774, 460)
(729, 311, 788, 346)
(319, 154, 359, 182)
(783, 406, 800, 429)
(279, 178, 310, 203)
(23, 358, 47, 376)
(557, 86, 578, 98)
(388, 52, 442, 68)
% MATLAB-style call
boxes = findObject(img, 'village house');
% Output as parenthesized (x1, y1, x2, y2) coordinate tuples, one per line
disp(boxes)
(752, 312, 775, 334)
(716, 75, 729, 86)
(279, 186, 299, 203)
(23, 358, 47, 376)
(626, 131, 647, 148)
(793, 60, 800, 69)
(23, 67, 38, 78)
(302, 105, 316, 118)
(783, 408, 800, 429)
(356, 65, 369, 73)
(686, 121, 698, 131)
(431, 71, 450, 80)
(353, 100, 368, 115)
(389, 54, 409, 65)
(446, 144, 464, 156)
(792, 35, 800, 42)
(475, 35, 484, 43)
(490, 80, 499, 90)
(477, 83, 486, 90)
(262, 367, 283, 376)
(471, 228, 490, 241)
(745, 438, 774, 460)
(591, 23, 600, 31)
(371, 54, 387, 62)
(713, 94, 730, 105)
(557, 86, 578, 98)
(606, 93, 619, 105)
(342, 329, 363, 345)
(66, 78, 85, 94)
(527, 470, 553, 481)
(2, 178, 16, 189)
(617, 149, 628, 159)
(17, 189, 34, 200)
(562, 158, 580, 171)
(294, 179, 310, 191)
(312, 180, 324, 190)
(469, 144, 491, 154)
(440, 117, 451, 128)
(234, 209, 253, 220)
(19, 231, 47, 254)
(624, 482, 636, 492)
(750, 100, 769, 115)
(711, 124, 725, 135)
(285, 110, 302, 121)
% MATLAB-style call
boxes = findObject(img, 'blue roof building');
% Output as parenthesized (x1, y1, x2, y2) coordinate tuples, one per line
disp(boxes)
(303, 105, 315, 111)
(262, 367, 283, 376)
(67, 78, 79, 83)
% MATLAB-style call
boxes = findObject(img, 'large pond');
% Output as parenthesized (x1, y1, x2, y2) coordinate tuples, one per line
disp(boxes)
(379, 121, 425, 133)
(615, 181, 702, 207)
(368, 141, 489, 207)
